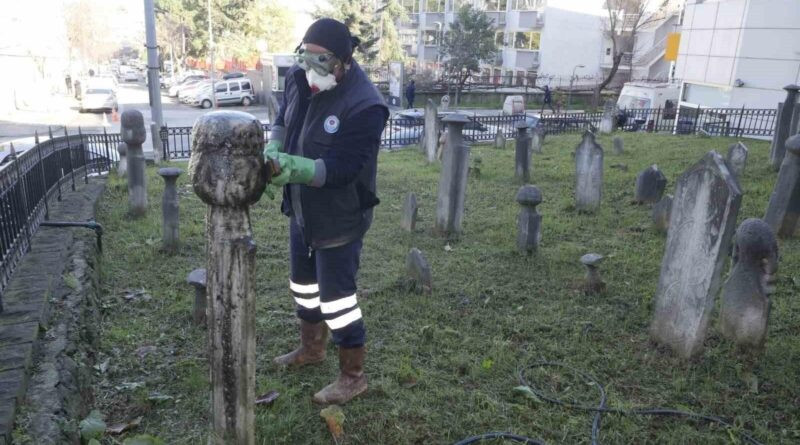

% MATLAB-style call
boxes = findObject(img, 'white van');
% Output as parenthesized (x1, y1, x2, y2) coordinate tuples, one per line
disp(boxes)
(617, 82, 680, 111)
(191, 78, 255, 108)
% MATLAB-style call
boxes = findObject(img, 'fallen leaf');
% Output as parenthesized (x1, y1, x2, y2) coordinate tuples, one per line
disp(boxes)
(147, 392, 174, 404)
(116, 381, 145, 391)
(80, 410, 106, 441)
(320, 405, 345, 443)
(135, 345, 158, 360)
(255, 390, 280, 406)
(121, 289, 152, 302)
(444, 244, 453, 252)
(513, 385, 541, 403)
(94, 358, 110, 374)
(107, 416, 142, 435)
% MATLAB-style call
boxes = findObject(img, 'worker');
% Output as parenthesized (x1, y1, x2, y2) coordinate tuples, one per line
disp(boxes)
(264, 18, 389, 405)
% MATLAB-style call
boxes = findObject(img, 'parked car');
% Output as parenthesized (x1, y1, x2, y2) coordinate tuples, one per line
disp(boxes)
(222, 72, 245, 80)
(191, 78, 255, 108)
(177, 80, 210, 102)
(168, 75, 208, 97)
(80, 88, 117, 113)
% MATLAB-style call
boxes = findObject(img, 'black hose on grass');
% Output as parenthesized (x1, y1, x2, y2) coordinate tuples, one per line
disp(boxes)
(453, 361, 764, 445)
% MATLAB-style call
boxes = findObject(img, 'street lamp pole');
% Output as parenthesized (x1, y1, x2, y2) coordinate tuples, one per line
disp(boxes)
(143, 0, 164, 128)
(567, 64, 585, 112)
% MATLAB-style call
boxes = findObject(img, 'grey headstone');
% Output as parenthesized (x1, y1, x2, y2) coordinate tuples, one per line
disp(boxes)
(117, 142, 128, 178)
(599, 99, 615, 134)
(435, 114, 471, 237)
(437, 128, 448, 161)
(650, 151, 742, 359)
(406, 248, 432, 294)
(726, 142, 748, 178)
(515, 121, 532, 183)
(516, 185, 542, 254)
(763, 134, 800, 237)
(613, 136, 624, 155)
(574, 131, 604, 213)
(580, 253, 605, 294)
(652, 194, 672, 233)
(440, 95, 450, 110)
(720, 219, 778, 351)
(121, 110, 148, 217)
(531, 127, 545, 154)
(494, 128, 506, 149)
(769, 85, 800, 171)
(158, 167, 183, 253)
(400, 192, 418, 232)
(634, 164, 667, 204)
(187, 268, 207, 326)
(424, 99, 439, 163)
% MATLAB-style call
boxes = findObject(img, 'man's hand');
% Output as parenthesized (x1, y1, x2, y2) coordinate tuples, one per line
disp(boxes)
(264, 139, 282, 161)
(270, 153, 317, 187)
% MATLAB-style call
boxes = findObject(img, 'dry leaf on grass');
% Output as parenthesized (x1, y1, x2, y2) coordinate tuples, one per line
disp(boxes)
(255, 390, 280, 406)
(320, 405, 345, 443)
(107, 416, 142, 434)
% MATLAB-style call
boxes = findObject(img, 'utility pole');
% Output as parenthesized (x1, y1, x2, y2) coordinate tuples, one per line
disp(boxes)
(208, 0, 217, 108)
(144, 0, 164, 161)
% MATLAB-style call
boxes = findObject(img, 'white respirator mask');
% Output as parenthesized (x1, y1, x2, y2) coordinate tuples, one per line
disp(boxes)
(306, 69, 338, 94)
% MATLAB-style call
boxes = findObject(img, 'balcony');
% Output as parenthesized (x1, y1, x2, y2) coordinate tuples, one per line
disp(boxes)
(399, 13, 419, 27)
(518, 10, 545, 28)
(515, 50, 540, 69)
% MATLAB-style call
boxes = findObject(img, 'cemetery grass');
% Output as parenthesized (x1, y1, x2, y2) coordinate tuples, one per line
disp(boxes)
(93, 133, 800, 444)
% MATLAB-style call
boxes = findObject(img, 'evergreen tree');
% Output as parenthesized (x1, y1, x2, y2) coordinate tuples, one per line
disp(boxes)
(439, 5, 496, 103)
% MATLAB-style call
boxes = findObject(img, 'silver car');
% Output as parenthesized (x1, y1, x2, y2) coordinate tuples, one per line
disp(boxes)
(80, 88, 117, 113)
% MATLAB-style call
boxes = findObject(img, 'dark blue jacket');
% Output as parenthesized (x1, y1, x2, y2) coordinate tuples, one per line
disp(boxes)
(405, 82, 415, 99)
(273, 62, 388, 249)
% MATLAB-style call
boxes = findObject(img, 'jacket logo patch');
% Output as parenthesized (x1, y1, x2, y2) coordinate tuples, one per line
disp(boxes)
(324, 115, 340, 134)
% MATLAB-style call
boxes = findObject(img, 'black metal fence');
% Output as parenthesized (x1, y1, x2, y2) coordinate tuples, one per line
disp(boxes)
(161, 122, 271, 160)
(0, 128, 116, 307)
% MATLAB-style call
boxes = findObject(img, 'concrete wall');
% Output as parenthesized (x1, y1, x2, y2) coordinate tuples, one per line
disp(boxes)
(676, 0, 800, 108)
(539, 0, 605, 78)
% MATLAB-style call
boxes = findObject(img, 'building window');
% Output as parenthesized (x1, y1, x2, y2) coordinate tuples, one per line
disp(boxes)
(513, 31, 541, 50)
(423, 30, 442, 45)
(425, 0, 444, 12)
(512, 0, 545, 10)
(452, 0, 470, 10)
(401, 32, 418, 46)
(484, 0, 507, 11)
(495, 31, 505, 49)
(403, 0, 419, 14)
(606, 47, 611, 55)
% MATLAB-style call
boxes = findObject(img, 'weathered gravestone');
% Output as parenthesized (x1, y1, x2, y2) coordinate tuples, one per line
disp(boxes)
(190, 110, 268, 445)
(158, 167, 183, 253)
(514, 121, 532, 183)
(764, 134, 800, 238)
(531, 126, 545, 154)
(187, 268, 207, 327)
(720, 218, 778, 352)
(726, 142, 748, 179)
(599, 99, 616, 134)
(435, 114, 470, 236)
(494, 128, 506, 149)
(406, 248, 432, 294)
(436, 128, 448, 161)
(424, 99, 439, 163)
(613, 136, 624, 155)
(121, 110, 148, 217)
(574, 131, 603, 213)
(117, 142, 128, 178)
(580, 253, 605, 295)
(440, 95, 450, 111)
(768, 85, 800, 171)
(516, 185, 542, 254)
(652, 194, 673, 233)
(634, 164, 667, 204)
(400, 192, 418, 232)
(650, 151, 742, 359)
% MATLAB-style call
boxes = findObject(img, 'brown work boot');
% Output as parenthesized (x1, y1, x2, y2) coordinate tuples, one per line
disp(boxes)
(312, 346, 367, 404)
(273, 320, 328, 367)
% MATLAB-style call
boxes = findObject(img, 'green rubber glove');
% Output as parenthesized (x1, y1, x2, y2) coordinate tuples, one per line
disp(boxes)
(271, 153, 317, 187)
(264, 139, 282, 160)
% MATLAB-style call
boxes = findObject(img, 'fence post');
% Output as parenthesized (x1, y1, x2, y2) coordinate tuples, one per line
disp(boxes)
(63, 126, 76, 191)
(655, 106, 662, 132)
(9, 143, 31, 250)
(48, 127, 62, 202)
(78, 127, 88, 183)
(736, 104, 745, 138)
(161, 124, 170, 161)
(102, 128, 112, 173)
(35, 131, 49, 220)
(692, 105, 701, 134)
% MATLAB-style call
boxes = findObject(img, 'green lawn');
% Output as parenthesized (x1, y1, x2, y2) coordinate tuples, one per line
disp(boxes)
(90, 132, 799, 444)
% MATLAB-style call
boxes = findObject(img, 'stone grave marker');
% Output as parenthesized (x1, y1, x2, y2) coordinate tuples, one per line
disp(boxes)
(726, 142, 748, 179)
(121, 110, 148, 217)
(117, 142, 128, 178)
(435, 114, 470, 237)
(574, 130, 603, 213)
(158, 167, 183, 253)
(634, 164, 667, 204)
(400, 192, 418, 232)
(531, 126, 545, 154)
(187, 268, 207, 327)
(514, 121, 531, 183)
(494, 128, 506, 149)
(650, 151, 742, 359)
(769, 85, 800, 171)
(720, 218, 778, 351)
(190, 110, 268, 444)
(440, 94, 450, 110)
(613, 136, 624, 155)
(764, 134, 800, 238)
(406, 248, 432, 294)
(599, 99, 615, 134)
(516, 185, 542, 254)
(424, 99, 439, 163)
(580, 253, 605, 294)
(652, 194, 672, 233)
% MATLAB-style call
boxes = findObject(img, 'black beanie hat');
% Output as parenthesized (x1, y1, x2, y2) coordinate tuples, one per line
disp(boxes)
(303, 18, 357, 63)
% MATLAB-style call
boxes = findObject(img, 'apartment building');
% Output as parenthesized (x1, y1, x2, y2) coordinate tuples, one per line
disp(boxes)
(675, 0, 800, 109)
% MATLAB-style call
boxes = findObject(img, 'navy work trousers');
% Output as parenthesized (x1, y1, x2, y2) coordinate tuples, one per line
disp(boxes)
(289, 219, 366, 348)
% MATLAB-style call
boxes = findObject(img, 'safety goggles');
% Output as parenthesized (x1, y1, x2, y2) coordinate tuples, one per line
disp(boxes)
(294, 46, 340, 76)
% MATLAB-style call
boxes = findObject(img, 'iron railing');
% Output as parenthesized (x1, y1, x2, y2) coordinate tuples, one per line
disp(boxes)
(0, 128, 116, 307)
(161, 122, 271, 160)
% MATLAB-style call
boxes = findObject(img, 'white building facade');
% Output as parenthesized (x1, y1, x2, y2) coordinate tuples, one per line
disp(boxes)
(675, 0, 800, 109)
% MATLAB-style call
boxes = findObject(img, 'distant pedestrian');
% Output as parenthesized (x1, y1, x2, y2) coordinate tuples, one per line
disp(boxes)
(73, 79, 81, 100)
(405, 79, 415, 109)
(65, 74, 72, 94)
(541, 85, 555, 113)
